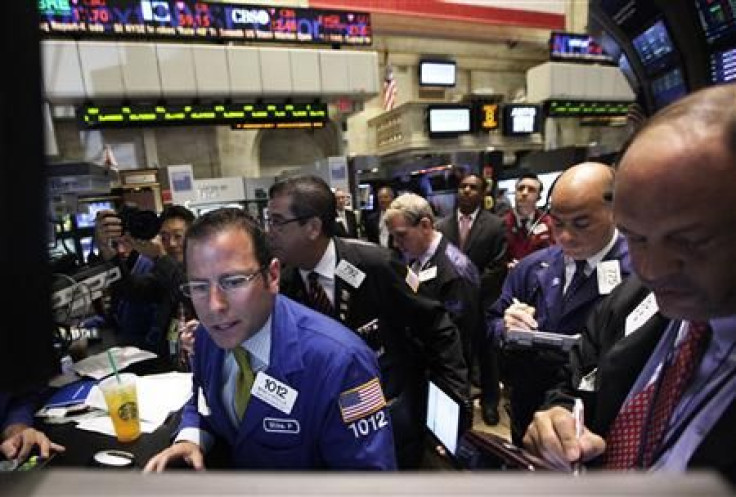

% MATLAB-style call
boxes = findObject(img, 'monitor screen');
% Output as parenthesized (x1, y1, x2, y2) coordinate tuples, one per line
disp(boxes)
(426, 380, 461, 456)
(419, 60, 457, 87)
(75, 200, 116, 229)
(549, 32, 613, 63)
(710, 46, 736, 83)
(695, 0, 736, 45)
(631, 19, 678, 76)
(651, 67, 688, 110)
(502, 105, 541, 136)
(427, 106, 472, 137)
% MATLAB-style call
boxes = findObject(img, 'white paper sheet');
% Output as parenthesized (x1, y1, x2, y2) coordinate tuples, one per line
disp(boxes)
(73, 347, 158, 380)
(86, 372, 193, 426)
(75, 416, 158, 436)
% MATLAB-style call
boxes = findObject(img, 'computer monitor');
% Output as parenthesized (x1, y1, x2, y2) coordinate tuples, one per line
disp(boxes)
(425, 380, 470, 460)
(650, 67, 688, 110)
(427, 105, 472, 138)
(710, 46, 736, 83)
(631, 18, 678, 76)
(695, 0, 736, 45)
(419, 60, 457, 87)
(75, 199, 116, 228)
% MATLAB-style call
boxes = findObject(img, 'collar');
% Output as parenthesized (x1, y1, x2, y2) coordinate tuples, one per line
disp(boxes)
(565, 229, 619, 272)
(299, 238, 337, 283)
(415, 231, 442, 270)
(239, 314, 272, 371)
(457, 207, 480, 224)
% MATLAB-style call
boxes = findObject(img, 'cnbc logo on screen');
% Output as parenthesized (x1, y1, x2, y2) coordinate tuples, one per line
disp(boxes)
(38, 0, 72, 15)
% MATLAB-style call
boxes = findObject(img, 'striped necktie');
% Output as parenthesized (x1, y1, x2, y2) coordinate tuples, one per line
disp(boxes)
(307, 271, 333, 316)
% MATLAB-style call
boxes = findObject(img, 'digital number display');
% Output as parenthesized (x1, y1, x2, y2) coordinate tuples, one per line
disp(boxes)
(38, 0, 371, 46)
(79, 102, 329, 129)
(546, 100, 632, 117)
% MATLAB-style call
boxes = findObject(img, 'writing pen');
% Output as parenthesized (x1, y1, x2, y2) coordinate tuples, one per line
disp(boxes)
(572, 398, 584, 476)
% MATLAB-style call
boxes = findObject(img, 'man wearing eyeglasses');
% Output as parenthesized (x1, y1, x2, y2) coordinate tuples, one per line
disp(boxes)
(144, 208, 395, 471)
(268, 175, 468, 469)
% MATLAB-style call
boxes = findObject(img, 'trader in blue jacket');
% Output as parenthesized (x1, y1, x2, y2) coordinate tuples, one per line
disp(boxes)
(487, 162, 633, 444)
(1, 392, 65, 462)
(144, 208, 395, 471)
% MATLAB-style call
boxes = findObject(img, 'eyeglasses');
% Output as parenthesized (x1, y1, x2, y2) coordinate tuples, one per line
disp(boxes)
(265, 215, 312, 230)
(180, 270, 264, 299)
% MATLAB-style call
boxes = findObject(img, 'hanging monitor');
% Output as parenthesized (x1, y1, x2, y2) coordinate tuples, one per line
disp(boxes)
(631, 18, 678, 76)
(650, 67, 688, 111)
(549, 32, 614, 63)
(419, 60, 457, 87)
(501, 104, 541, 136)
(426, 105, 472, 138)
(710, 46, 736, 83)
(695, 0, 736, 46)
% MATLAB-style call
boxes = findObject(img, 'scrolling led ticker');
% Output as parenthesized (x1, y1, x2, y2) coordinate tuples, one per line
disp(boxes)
(38, 0, 372, 46)
(79, 103, 329, 129)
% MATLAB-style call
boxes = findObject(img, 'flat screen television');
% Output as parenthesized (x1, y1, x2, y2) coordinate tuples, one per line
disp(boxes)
(695, 0, 736, 45)
(710, 46, 736, 83)
(419, 60, 457, 87)
(75, 199, 116, 229)
(631, 19, 678, 76)
(549, 32, 613, 63)
(427, 105, 472, 138)
(650, 67, 688, 110)
(501, 104, 541, 136)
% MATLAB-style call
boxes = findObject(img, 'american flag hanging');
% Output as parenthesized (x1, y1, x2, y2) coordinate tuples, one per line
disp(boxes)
(383, 63, 397, 112)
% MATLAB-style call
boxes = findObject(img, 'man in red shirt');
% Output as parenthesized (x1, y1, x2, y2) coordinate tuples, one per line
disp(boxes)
(503, 173, 555, 267)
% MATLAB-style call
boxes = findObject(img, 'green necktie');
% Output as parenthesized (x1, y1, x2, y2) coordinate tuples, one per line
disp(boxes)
(233, 347, 255, 420)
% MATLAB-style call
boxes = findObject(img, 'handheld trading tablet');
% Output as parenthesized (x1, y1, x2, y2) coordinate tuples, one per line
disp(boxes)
(505, 328, 581, 352)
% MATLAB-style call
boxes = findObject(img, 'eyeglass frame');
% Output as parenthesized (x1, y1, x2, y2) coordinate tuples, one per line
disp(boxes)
(180, 268, 266, 299)
(265, 214, 314, 230)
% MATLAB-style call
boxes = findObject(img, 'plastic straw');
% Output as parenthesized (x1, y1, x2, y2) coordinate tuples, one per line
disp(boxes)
(107, 349, 121, 384)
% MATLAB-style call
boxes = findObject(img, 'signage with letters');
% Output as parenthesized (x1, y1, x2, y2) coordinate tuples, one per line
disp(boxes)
(38, 0, 371, 46)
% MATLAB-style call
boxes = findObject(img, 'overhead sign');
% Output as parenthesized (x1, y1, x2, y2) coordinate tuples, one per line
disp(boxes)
(79, 102, 329, 129)
(38, 0, 371, 46)
(546, 100, 632, 117)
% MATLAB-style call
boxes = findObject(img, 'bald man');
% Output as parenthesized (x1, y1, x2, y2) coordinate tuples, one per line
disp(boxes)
(523, 85, 736, 481)
(486, 162, 633, 443)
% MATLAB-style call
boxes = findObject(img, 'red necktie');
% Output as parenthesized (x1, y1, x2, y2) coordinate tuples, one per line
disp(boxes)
(459, 215, 471, 250)
(307, 271, 333, 316)
(604, 321, 711, 469)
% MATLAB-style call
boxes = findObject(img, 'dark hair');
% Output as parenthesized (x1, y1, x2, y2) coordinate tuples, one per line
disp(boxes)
(184, 207, 273, 270)
(160, 204, 195, 226)
(515, 173, 543, 194)
(460, 173, 487, 192)
(268, 175, 336, 237)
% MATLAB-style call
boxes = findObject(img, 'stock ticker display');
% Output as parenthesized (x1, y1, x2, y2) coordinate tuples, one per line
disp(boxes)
(79, 102, 329, 129)
(38, 0, 372, 46)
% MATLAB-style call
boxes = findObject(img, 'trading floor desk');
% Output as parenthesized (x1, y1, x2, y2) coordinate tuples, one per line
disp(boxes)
(41, 356, 182, 469)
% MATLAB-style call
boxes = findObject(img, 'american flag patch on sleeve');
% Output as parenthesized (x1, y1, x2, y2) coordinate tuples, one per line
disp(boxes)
(338, 378, 386, 423)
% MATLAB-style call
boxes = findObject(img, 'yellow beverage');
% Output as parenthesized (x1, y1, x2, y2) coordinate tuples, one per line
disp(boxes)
(100, 375, 141, 442)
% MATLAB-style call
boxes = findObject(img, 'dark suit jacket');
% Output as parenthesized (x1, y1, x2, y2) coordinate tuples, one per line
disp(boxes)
(416, 236, 481, 367)
(437, 209, 507, 305)
(362, 210, 393, 248)
(279, 237, 469, 466)
(335, 209, 359, 238)
(541, 275, 736, 483)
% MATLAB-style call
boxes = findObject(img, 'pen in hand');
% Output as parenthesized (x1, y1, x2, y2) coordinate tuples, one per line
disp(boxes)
(572, 398, 584, 476)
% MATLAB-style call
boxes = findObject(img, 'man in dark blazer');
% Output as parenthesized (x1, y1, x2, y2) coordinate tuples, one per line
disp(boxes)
(267, 175, 469, 469)
(362, 186, 394, 248)
(522, 85, 736, 483)
(437, 173, 507, 426)
(487, 162, 632, 444)
(334, 188, 359, 238)
(385, 193, 480, 395)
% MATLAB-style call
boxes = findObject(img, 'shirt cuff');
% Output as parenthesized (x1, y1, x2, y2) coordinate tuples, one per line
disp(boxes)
(175, 427, 214, 453)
